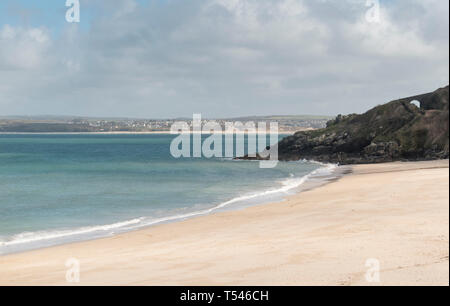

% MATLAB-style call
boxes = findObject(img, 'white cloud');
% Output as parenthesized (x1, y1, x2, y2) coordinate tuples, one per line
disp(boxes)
(0, 25, 51, 70)
(344, 5, 445, 58)
(0, 0, 448, 117)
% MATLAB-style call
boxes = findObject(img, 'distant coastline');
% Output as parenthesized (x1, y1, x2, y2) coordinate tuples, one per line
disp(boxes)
(0, 130, 300, 135)
(0, 115, 332, 134)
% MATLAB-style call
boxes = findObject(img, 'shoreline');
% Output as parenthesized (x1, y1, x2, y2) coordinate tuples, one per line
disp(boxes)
(0, 160, 448, 286)
(0, 131, 298, 135)
(0, 161, 340, 256)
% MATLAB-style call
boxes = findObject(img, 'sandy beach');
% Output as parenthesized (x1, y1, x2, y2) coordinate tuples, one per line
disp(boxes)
(0, 160, 448, 286)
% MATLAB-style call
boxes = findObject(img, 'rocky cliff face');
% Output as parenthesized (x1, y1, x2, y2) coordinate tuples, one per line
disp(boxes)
(274, 86, 449, 164)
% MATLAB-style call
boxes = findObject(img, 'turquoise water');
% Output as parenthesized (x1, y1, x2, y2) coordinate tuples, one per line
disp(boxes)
(0, 134, 323, 254)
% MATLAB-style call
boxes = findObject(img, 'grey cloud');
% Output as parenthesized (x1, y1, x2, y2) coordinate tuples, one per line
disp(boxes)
(0, 0, 448, 118)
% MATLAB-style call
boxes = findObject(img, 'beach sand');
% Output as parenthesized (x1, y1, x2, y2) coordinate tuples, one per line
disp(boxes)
(0, 160, 448, 286)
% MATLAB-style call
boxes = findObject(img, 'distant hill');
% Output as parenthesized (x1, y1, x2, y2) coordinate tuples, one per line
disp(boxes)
(273, 86, 449, 164)
(0, 115, 332, 133)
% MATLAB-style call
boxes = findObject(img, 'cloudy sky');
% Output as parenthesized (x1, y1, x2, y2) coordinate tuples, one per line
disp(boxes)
(0, 0, 448, 118)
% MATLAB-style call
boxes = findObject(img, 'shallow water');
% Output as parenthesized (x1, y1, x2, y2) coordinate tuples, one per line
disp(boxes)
(0, 134, 327, 254)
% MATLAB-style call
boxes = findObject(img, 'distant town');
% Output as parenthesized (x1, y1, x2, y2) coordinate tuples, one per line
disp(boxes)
(0, 115, 334, 133)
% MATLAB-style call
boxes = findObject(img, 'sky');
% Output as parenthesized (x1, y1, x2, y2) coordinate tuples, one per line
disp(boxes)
(0, 0, 448, 118)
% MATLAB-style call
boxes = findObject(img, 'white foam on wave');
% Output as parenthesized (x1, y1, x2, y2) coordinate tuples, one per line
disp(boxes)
(0, 218, 144, 247)
(0, 161, 337, 251)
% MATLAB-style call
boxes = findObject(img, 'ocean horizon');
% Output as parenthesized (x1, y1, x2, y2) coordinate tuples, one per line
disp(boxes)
(0, 133, 335, 254)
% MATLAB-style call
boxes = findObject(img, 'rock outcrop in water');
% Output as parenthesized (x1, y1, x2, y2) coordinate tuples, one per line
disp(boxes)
(243, 86, 449, 165)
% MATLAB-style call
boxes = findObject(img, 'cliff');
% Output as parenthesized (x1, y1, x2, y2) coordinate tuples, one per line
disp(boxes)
(251, 86, 449, 164)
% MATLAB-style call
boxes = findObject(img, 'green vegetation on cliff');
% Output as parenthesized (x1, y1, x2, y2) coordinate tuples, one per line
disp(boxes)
(276, 86, 449, 164)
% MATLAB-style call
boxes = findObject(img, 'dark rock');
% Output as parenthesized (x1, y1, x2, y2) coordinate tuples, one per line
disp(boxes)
(239, 86, 449, 165)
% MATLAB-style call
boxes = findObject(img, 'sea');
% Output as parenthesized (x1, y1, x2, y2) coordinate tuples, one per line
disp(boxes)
(0, 133, 336, 254)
